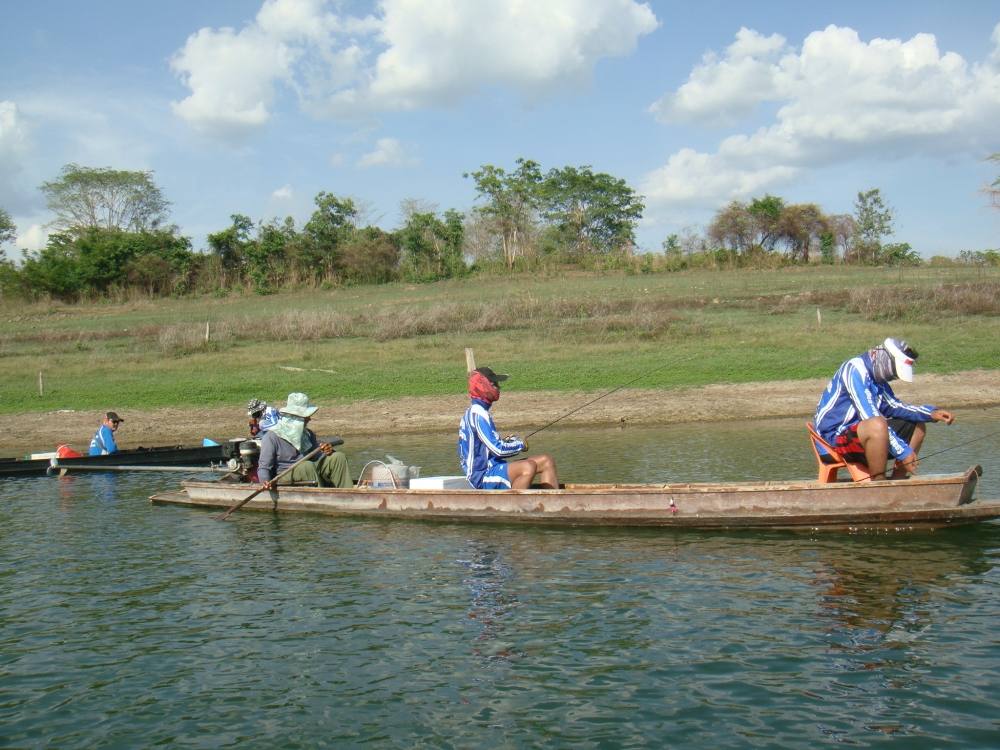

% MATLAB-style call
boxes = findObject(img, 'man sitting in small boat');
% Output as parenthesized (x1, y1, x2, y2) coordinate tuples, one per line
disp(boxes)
(258, 392, 352, 489)
(89, 411, 123, 456)
(458, 367, 559, 489)
(814, 337, 954, 479)
(246, 398, 281, 437)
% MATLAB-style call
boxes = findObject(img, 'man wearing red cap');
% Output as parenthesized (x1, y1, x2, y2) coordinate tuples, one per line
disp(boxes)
(814, 338, 954, 479)
(458, 367, 559, 489)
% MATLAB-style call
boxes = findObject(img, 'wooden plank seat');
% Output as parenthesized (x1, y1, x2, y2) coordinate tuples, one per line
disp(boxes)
(806, 422, 871, 483)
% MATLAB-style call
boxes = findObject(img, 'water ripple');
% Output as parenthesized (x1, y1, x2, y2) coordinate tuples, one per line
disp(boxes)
(2, 422, 1000, 748)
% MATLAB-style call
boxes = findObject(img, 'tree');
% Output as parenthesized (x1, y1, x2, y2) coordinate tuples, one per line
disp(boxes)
(20, 227, 193, 300)
(302, 192, 358, 282)
(707, 201, 753, 254)
(40, 163, 170, 232)
(0, 207, 15, 248)
(0, 208, 18, 299)
(748, 195, 785, 253)
(827, 214, 856, 262)
(396, 207, 466, 281)
(852, 188, 894, 265)
(661, 234, 681, 254)
(537, 166, 644, 257)
(987, 153, 1000, 209)
(777, 203, 829, 263)
(339, 227, 399, 285)
(465, 158, 543, 270)
(207, 214, 254, 285)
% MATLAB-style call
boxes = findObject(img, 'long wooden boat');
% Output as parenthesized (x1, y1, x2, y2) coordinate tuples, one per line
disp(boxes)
(0, 443, 232, 479)
(150, 465, 1000, 530)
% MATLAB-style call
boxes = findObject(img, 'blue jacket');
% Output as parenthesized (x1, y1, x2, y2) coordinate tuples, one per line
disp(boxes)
(88, 424, 119, 456)
(458, 399, 525, 489)
(814, 352, 936, 460)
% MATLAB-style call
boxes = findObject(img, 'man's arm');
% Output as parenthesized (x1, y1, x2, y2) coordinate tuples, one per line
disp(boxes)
(104, 426, 119, 454)
(257, 433, 278, 483)
(471, 407, 524, 457)
(843, 361, 882, 421)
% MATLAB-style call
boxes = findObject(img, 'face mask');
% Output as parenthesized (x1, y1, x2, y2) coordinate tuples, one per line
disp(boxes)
(870, 346, 896, 383)
(468, 370, 500, 404)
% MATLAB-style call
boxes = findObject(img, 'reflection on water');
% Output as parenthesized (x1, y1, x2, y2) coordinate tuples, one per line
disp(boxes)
(460, 543, 520, 664)
(1, 414, 999, 748)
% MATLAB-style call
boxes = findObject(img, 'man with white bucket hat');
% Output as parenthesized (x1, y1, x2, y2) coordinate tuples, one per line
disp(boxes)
(814, 338, 955, 480)
(257, 392, 352, 489)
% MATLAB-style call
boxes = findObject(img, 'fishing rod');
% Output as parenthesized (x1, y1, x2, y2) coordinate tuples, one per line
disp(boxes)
(524, 353, 697, 439)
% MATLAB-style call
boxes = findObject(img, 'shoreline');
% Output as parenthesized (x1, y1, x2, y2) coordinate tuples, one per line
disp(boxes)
(1, 370, 998, 455)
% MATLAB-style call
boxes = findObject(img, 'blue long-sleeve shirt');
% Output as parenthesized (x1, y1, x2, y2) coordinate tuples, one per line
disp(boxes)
(88, 424, 119, 456)
(457, 398, 525, 489)
(814, 352, 936, 460)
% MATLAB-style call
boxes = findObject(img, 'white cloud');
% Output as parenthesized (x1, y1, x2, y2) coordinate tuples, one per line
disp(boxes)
(357, 137, 417, 168)
(170, 0, 658, 135)
(361, 0, 659, 110)
(15, 223, 49, 253)
(642, 24, 1000, 214)
(0, 101, 33, 210)
(170, 25, 298, 137)
(329, 152, 345, 167)
(650, 28, 789, 126)
(272, 184, 293, 199)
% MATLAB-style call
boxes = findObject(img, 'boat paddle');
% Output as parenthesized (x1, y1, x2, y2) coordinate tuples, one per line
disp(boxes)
(216, 446, 324, 521)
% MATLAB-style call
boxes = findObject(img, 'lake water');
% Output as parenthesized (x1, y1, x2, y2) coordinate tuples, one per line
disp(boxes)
(2, 412, 999, 748)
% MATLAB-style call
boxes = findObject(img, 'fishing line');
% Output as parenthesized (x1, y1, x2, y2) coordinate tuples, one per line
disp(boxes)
(854, 427, 1000, 482)
(915, 427, 1000, 463)
(524, 353, 697, 439)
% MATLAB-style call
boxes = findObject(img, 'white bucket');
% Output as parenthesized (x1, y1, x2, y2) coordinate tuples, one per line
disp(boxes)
(387, 463, 410, 489)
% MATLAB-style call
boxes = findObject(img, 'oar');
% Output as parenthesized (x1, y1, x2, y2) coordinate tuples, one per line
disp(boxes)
(216, 446, 323, 521)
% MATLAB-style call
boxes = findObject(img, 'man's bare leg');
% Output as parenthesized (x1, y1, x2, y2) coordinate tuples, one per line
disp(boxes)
(857, 416, 889, 479)
(507, 454, 559, 489)
(508, 459, 538, 489)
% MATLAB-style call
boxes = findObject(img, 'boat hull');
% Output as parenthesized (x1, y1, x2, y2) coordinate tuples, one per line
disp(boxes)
(151, 466, 1000, 530)
(0, 443, 230, 478)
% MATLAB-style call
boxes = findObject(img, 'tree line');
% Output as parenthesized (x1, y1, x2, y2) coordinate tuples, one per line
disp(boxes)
(0, 158, 997, 302)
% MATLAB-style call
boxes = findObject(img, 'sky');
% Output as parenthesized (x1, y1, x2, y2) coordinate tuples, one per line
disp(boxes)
(1, 0, 998, 257)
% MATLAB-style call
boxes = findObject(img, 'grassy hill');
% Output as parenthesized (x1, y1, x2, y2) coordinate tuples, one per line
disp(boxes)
(1, 265, 997, 415)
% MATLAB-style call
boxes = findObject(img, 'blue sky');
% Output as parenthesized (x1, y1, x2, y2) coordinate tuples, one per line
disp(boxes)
(1, 0, 998, 257)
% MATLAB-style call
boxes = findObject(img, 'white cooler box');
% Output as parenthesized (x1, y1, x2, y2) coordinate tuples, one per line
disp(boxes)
(408, 476, 473, 490)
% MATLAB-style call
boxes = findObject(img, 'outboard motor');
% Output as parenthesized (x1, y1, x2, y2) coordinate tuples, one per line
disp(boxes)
(225, 438, 261, 479)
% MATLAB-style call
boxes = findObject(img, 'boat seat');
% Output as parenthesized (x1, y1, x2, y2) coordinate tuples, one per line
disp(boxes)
(805, 422, 870, 483)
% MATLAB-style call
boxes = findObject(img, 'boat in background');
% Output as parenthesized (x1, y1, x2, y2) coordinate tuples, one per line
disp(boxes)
(0, 442, 234, 478)
(150, 465, 1000, 531)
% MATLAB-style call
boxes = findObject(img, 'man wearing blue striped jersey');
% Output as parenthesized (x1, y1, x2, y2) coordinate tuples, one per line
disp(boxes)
(458, 367, 559, 490)
(814, 337, 954, 479)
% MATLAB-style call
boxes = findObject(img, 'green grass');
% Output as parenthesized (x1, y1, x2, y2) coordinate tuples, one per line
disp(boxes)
(2, 266, 998, 415)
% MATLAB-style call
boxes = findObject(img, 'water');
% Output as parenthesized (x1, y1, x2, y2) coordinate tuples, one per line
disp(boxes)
(2, 414, 999, 748)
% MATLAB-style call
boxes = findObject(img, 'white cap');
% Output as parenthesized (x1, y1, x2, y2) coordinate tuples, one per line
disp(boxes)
(883, 338, 916, 383)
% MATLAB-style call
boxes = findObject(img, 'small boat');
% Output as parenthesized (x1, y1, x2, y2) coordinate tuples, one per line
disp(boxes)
(150, 465, 1000, 531)
(0, 443, 233, 478)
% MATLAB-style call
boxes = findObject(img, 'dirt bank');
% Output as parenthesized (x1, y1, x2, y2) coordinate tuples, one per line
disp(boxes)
(2, 370, 997, 455)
